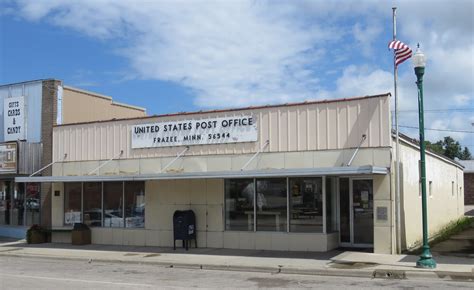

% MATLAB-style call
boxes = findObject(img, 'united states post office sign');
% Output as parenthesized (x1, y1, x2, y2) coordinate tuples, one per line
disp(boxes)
(131, 115, 258, 148)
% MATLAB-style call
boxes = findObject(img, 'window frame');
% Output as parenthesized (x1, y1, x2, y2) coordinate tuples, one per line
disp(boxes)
(224, 178, 256, 232)
(63, 181, 145, 229)
(224, 176, 333, 234)
(63, 182, 83, 226)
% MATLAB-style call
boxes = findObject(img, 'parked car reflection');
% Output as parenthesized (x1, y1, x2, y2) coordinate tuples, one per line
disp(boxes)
(26, 198, 40, 210)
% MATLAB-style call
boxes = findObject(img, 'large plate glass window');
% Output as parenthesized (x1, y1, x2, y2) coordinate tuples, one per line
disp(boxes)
(124, 182, 145, 228)
(11, 183, 25, 226)
(103, 182, 123, 228)
(326, 177, 338, 233)
(289, 177, 322, 232)
(83, 182, 102, 227)
(225, 179, 254, 231)
(25, 183, 41, 226)
(256, 178, 287, 232)
(0, 181, 11, 225)
(339, 178, 350, 243)
(64, 182, 82, 225)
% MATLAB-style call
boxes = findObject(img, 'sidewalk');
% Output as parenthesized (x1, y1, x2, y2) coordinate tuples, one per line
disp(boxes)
(0, 240, 472, 281)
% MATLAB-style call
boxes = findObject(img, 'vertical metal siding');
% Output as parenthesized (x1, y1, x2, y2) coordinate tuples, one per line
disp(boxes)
(53, 96, 391, 162)
(18, 141, 42, 175)
(0, 81, 43, 142)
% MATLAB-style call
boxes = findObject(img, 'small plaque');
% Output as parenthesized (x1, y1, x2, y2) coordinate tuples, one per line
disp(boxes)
(54, 190, 60, 197)
(376, 206, 388, 221)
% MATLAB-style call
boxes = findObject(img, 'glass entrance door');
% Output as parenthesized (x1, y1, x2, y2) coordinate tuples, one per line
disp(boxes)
(339, 178, 374, 247)
(352, 179, 373, 245)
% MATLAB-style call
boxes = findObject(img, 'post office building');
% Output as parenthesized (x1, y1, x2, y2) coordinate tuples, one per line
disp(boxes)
(17, 93, 464, 253)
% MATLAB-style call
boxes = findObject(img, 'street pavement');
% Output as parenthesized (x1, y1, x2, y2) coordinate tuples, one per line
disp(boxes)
(1, 256, 473, 289)
(0, 239, 472, 283)
(0, 206, 472, 288)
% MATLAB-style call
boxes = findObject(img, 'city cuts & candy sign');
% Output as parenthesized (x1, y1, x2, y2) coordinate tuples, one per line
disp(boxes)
(131, 115, 258, 148)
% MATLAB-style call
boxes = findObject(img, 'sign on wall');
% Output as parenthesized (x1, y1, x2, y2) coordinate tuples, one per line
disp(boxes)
(4, 96, 25, 141)
(131, 115, 258, 148)
(0, 143, 17, 173)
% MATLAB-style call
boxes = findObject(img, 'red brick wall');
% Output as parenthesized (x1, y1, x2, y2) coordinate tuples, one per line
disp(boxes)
(465, 173, 474, 205)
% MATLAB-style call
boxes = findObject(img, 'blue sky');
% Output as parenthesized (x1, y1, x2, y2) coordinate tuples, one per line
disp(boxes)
(0, 0, 473, 152)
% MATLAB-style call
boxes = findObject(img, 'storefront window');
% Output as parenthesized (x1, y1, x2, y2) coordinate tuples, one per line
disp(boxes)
(325, 177, 338, 233)
(103, 182, 123, 228)
(0, 181, 11, 225)
(25, 183, 41, 226)
(124, 182, 145, 228)
(64, 183, 82, 225)
(289, 177, 322, 233)
(256, 178, 287, 232)
(83, 182, 102, 227)
(339, 178, 350, 243)
(225, 179, 254, 231)
(10, 183, 25, 226)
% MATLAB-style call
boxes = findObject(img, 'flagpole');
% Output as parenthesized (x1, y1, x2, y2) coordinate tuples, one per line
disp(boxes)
(393, 7, 402, 254)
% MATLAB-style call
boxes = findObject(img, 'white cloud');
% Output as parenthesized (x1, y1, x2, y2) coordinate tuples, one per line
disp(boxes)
(454, 94, 472, 106)
(332, 65, 393, 97)
(10, 0, 343, 107)
(6, 0, 474, 149)
(353, 21, 383, 57)
(8, 1, 472, 105)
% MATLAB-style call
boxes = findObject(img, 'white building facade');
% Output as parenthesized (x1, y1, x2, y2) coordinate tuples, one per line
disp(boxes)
(17, 93, 464, 253)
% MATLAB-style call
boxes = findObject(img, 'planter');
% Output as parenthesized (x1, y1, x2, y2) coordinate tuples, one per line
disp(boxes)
(71, 228, 91, 245)
(28, 230, 46, 244)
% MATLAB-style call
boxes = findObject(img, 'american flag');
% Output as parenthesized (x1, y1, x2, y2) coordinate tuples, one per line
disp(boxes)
(388, 40, 412, 66)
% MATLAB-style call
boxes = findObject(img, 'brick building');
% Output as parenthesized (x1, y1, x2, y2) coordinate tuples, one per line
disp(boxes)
(459, 160, 474, 205)
(0, 79, 146, 237)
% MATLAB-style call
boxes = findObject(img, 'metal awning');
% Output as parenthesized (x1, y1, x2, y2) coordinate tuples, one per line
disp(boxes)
(15, 165, 388, 183)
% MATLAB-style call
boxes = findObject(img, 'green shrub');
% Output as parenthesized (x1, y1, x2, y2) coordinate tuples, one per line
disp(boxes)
(26, 224, 47, 244)
(405, 216, 474, 254)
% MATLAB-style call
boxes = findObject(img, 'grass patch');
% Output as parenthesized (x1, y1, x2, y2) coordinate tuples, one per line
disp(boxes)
(405, 216, 474, 255)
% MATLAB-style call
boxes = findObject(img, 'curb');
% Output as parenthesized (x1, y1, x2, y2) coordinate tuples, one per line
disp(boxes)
(0, 251, 377, 278)
(0, 251, 472, 282)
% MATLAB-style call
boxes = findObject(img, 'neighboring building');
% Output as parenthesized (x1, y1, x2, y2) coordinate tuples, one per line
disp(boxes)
(0, 79, 146, 238)
(459, 160, 474, 205)
(18, 93, 464, 253)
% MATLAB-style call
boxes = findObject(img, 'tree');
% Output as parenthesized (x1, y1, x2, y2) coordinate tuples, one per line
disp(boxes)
(460, 147, 472, 160)
(425, 136, 472, 160)
(425, 141, 444, 156)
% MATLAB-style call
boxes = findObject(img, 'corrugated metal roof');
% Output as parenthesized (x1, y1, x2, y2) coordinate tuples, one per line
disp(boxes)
(54, 93, 392, 127)
(15, 165, 388, 183)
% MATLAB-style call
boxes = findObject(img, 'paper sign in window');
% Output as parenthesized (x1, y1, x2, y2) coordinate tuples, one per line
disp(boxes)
(361, 191, 369, 201)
